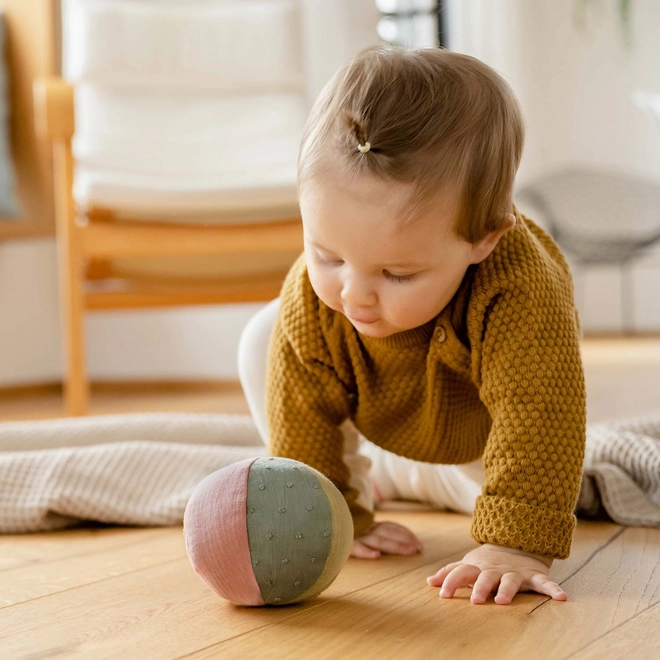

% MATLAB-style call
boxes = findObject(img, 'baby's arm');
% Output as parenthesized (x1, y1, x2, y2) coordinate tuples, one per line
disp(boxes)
(471, 283, 587, 559)
(341, 422, 423, 558)
(266, 314, 375, 536)
(267, 315, 423, 558)
(429, 277, 586, 604)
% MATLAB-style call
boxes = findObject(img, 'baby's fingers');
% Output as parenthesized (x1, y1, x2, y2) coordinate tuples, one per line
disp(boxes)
(373, 522, 424, 552)
(437, 564, 481, 598)
(528, 574, 567, 601)
(493, 572, 525, 605)
(471, 569, 504, 604)
(426, 562, 462, 587)
(366, 533, 420, 556)
(351, 539, 381, 560)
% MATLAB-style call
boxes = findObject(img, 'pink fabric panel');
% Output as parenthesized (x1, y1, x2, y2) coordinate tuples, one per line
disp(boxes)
(184, 457, 264, 606)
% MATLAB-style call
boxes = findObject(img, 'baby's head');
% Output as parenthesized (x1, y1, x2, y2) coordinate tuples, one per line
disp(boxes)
(298, 46, 524, 338)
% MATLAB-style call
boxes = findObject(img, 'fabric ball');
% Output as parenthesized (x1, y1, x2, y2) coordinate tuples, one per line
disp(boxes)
(184, 457, 354, 606)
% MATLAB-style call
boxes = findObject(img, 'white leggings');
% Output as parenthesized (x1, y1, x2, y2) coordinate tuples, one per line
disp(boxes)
(237, 299, 486, 516)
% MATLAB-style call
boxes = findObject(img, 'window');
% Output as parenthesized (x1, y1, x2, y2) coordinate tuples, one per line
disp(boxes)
(375, 0, 446, 49)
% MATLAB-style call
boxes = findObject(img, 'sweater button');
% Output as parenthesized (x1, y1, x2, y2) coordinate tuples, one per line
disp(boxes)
(435, 326, 447, 343)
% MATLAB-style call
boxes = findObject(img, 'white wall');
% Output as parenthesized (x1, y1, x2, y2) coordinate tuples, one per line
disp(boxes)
(0, 239, 61, 385)
(447, 0, 660, 332)
(448, 0, 660, 181)
(518, 0, 660, 181)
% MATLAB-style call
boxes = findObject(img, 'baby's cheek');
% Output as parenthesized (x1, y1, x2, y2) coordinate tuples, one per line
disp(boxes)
(389, 287, 438, 327)
(308, 268, 339, 311)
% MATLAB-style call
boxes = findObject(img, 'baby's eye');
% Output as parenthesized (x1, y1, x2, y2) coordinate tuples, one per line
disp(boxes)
(316, 253, 343, 266)
(383, 270, 416, 283)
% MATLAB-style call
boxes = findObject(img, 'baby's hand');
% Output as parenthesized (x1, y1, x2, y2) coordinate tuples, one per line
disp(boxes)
(426, 543, 566, 605)
(351, 521, 424, 559)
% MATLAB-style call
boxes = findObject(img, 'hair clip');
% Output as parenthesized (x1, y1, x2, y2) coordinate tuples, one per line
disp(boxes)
(357, 141, 371, 153)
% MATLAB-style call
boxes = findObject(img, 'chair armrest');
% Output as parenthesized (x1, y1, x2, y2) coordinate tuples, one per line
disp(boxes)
(33, 77, 75, 140)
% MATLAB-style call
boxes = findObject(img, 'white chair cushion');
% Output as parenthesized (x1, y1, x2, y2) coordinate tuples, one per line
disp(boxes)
(73, 169, 300, 219)
(62, 0, 381, 217)
(63, 0, 304, 93)
(73, 87, 306, 178)
(71, 88, 306, 216)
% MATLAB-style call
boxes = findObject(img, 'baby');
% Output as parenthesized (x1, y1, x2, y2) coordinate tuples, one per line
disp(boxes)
(238, 46, 586, 606)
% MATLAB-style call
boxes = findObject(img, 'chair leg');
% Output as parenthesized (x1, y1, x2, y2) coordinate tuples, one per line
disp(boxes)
(52, 138, 89, 416)
(60, 247, 88, 416)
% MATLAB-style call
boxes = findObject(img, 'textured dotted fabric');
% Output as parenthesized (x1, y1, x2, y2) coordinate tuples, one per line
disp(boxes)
(246, 458, 333, 605)
(266, 212, 587, 559)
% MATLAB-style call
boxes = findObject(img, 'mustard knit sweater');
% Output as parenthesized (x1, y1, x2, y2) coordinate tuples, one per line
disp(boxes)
(266, 213, 587, 559)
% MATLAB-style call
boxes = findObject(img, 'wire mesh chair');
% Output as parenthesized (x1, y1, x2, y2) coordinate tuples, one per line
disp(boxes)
(518, 167, 660, 333)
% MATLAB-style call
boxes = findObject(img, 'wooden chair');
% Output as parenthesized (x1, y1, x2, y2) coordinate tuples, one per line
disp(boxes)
(33, 77, 303, 416)
(30, 1, 380, 417)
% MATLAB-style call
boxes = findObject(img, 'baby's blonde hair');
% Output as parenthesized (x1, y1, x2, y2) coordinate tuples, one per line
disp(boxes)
(298, 46, 525, 244)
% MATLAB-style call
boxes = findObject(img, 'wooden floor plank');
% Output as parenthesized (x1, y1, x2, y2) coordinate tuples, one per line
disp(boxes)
(0, 513, 626, 660)
(188, 525, 660, 660)
(0, 513, 469, 658)
(0, 559, 237, 659)
(0, 512, 465, 612)
(0, 381, 250, 422)
(0, 526, 170, 572)
(567, 602, 660, 659)
(0, 528, 184, 607)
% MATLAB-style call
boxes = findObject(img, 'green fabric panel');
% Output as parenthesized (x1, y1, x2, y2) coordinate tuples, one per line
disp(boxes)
(246, 458, 333, 605)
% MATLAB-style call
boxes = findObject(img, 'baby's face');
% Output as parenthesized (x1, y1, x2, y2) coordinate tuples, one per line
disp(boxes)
(299, 173, 477, 338)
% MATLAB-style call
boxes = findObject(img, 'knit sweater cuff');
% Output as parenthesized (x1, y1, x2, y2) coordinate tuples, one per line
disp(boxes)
(352, 504, 375, 538)
(471, 495, 577, 559)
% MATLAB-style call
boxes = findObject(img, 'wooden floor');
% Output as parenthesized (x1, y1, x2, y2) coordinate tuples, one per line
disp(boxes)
(1, 337, 660, 659)
(1, 512, 658, 659)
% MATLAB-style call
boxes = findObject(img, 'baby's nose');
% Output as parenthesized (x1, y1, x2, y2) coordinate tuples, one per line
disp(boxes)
(341, 277, 377, 308)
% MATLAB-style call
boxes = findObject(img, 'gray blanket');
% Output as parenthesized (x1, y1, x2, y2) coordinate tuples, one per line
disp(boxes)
(576, 415, 660, 526)
(0, 412, 658, 534)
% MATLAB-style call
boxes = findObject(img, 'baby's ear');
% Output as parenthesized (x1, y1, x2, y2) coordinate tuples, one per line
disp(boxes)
(469, 214, 516, 264)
